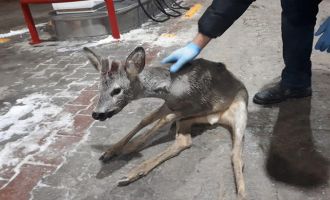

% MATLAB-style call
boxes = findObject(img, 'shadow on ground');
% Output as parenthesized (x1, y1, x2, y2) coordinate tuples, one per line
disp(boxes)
(255, 70, 330, 188)
(266, 96, 329, 187)
(92, 123, 221, 179)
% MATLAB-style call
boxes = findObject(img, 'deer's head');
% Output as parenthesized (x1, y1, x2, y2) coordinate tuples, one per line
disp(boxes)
(83, 47, 146, 121)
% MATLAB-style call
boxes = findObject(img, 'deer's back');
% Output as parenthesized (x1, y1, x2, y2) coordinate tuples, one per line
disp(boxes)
(166, 58, 247, 115)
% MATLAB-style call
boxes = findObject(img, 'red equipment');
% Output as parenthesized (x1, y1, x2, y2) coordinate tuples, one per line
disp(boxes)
(20, 0, 120, 44)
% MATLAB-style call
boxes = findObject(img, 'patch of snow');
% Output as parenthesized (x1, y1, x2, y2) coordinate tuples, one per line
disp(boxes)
(0, 93, 74, 169)
(57, 21, 198, 52)
(0, 23, 46, 38)
(3, 102, 11, 106)
(0, 93, 59, 141)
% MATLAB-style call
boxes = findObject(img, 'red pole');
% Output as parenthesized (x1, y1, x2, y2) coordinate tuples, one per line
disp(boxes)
(104, 0, 120, 39)
(20, 2, 41, 44)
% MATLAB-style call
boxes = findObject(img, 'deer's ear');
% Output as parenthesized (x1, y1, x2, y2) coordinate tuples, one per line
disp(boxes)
(125, 47, 145, 77)
(83, 47, 102, 72)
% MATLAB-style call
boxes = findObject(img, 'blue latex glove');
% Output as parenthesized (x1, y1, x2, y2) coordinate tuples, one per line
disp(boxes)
(161, 43, 201, 73)
(315, 17, 330, 52)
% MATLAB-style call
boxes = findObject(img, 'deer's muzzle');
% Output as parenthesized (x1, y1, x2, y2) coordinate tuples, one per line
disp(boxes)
(92, 111, 116, 121)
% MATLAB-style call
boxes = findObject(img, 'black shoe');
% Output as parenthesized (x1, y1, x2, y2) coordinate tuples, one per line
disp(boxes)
(253, 83, 312, 105)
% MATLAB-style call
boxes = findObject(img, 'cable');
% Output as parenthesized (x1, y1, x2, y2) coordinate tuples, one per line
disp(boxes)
(138, 0, 169, 22)
(168, 0, 190, 10)
(158, 0, 182, 17)
(138, 0, 190, 23)
(153, 0, 181, 18)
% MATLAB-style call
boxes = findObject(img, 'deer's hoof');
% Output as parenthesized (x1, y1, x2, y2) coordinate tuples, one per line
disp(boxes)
(99, 152, 116, 162)
(117, 177, 130, 186)
(117, 172, 144, 186)
(237, 192, 247, 200)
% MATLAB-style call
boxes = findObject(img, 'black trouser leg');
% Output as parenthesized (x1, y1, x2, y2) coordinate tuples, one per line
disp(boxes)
(280, 0, 321, 89)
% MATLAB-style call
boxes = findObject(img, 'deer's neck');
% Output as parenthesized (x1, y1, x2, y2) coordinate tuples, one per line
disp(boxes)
(137, 67, 171, 99)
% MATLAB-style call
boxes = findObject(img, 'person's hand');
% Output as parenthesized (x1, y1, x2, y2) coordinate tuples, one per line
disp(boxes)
(161, 43, 201, 73)
(315, 17, 330, 52)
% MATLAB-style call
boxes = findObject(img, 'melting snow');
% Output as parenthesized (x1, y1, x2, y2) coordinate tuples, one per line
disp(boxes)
(57, 22, 197, 52)
(89, 25, 197, 47)
(0, 93, 73, 169)
(0, 23, 46, 38)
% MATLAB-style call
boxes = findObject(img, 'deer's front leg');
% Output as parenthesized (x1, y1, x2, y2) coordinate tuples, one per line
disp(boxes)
(117, 117, 191, 186)
(99, 104, 171, 162)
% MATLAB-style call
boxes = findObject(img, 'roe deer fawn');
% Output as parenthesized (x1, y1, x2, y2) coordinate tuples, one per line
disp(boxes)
(84, 46, 248, 199)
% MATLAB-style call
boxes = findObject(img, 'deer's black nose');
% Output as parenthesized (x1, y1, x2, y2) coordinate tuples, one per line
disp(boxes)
(92, 112, 107, 121)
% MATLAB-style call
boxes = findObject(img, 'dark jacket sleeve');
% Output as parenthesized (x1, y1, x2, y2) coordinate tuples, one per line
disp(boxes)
(198, 0, 255, 38)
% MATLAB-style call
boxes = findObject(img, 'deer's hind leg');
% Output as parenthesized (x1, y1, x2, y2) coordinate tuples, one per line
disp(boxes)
(219, 96, 248, 200)
(117, 115, 198, 186)
(120, 111, 178, 156)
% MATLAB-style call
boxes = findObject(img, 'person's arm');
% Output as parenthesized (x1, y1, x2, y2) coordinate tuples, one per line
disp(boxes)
(192, 33, 211, 49)
(199, 0, 255, 38)
(162, 0, 255, 73)
(315, 16, 330, 52)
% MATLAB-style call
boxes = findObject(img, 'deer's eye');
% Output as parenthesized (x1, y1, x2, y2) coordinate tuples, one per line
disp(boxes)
(111, 88, 121, 96)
